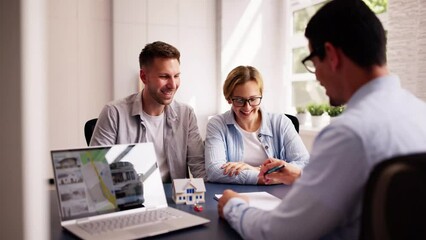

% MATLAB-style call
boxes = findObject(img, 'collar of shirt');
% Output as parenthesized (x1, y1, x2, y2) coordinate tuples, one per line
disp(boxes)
(223, 107, 273, 138)
(347, 74, 400, 110)
(130, 91, 179, 123)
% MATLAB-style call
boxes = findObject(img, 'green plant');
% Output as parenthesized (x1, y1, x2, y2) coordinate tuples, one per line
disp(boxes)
(327, 105, 345, 117)
(296, 106, 306, 114)
(306, 103, 326, 116)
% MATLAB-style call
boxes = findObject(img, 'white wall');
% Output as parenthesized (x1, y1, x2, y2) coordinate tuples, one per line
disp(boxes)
(2, 0, 426, 238)
(45, 0, 426, 173)
(46, 0, 294, 155)
(219, 0, 292, 114)
(1, 2, 25, 238)
(1, 0, 48, 239)
(388, 0, 426, 101)
(48, 0, 113, 151)
(113, 0, 217, 139)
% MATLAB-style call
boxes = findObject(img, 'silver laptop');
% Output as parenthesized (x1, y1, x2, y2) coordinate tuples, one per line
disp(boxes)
(51, 142, 209, 240)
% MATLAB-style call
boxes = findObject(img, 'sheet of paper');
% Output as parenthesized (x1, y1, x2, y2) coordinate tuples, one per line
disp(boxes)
(214, 191, 281, 211)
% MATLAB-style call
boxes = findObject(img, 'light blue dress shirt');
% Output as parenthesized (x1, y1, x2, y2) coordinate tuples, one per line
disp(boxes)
(205, 108, 309, 184)
(223, 75, 426, 239)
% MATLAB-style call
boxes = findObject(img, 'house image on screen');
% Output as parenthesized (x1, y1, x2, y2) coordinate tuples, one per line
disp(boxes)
(172, 178, 206, 205)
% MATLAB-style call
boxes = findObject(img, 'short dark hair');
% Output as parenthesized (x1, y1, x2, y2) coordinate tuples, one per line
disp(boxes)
(305, 0, 387, 69)
(138, 41, 180, 68)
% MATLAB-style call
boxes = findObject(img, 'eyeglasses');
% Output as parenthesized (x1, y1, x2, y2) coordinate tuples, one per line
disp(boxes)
(301, 50, 318, 73)
(231, 96, 262, 107)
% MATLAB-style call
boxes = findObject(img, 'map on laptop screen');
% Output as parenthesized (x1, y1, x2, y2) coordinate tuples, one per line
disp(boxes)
(52, 144, 160, 221)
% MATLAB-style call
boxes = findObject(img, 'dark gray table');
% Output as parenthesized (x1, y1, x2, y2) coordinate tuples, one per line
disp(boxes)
(50, 182, 290, 239)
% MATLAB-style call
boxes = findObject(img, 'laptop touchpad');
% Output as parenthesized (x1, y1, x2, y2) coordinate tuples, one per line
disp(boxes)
(130, 223, 171, 238)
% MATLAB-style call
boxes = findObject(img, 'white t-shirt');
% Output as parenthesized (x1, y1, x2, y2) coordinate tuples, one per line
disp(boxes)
(142, 111, 170, 182)
(236, 125, 268, 166)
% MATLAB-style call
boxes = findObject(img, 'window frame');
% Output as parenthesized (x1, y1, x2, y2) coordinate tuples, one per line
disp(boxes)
(288, 0, 388, 110)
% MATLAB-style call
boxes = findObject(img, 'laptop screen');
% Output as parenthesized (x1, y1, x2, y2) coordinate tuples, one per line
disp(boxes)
(51, 143, 167, 221)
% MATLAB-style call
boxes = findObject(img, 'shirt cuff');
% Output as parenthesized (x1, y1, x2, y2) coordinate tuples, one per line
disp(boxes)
(223, 198, 250, 237)
(246, 169, 260, 184)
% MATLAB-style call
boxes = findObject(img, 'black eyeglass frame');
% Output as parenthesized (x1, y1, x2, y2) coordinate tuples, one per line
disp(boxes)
(230, 96, 263, 107)
(301, 44, 325, 74)
(301, 50, 318, 74)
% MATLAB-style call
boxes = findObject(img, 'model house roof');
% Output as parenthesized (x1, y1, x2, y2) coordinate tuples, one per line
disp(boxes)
(172, 178, 206, 194)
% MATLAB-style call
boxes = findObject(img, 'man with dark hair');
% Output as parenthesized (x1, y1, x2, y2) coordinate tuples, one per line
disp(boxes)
(217, 1, 426, 239)
(91, 41, 206, 182)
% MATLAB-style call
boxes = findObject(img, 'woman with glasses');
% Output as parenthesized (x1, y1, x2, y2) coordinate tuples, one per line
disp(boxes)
(205, 66, 309, 185)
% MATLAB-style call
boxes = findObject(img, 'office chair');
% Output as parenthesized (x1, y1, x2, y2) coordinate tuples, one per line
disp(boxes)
(285, 114, 299, 133)
(84, 118, 98, 146)
(360, 152, 426, 240)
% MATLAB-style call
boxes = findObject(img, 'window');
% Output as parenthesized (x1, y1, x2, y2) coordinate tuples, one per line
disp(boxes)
(290, 0, 330, 110)
(289, 0, 388, 110)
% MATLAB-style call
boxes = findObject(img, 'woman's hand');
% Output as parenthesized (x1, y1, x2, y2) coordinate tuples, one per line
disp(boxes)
(221, 162, 260, 176)
(258, 158, 302, 185)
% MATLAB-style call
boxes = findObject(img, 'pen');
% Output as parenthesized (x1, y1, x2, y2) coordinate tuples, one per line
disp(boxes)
(264, 164, 285, 175)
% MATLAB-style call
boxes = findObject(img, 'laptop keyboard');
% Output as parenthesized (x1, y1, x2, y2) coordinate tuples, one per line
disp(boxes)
(78, 209, 182, 235)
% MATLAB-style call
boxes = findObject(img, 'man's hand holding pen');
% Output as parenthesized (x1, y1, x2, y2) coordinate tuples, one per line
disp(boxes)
(258, 158, 302, 185)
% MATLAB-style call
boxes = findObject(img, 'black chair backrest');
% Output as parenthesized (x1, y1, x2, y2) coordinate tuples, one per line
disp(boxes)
(84, 118, 98, 146)
(360, 152, 426, 240)
(285, 114, 299, 133)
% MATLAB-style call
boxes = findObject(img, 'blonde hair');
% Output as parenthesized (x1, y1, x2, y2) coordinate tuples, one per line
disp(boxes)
(223, 66, 264, 100)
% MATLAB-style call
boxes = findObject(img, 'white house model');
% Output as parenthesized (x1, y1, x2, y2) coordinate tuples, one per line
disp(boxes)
(172, 178, 206, 205)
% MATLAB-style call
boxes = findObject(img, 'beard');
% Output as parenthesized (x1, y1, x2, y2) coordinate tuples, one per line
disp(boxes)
(146, 85, 175, 106)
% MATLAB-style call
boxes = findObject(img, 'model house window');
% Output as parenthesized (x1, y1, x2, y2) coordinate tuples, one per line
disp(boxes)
(289, 0, 388, 109)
